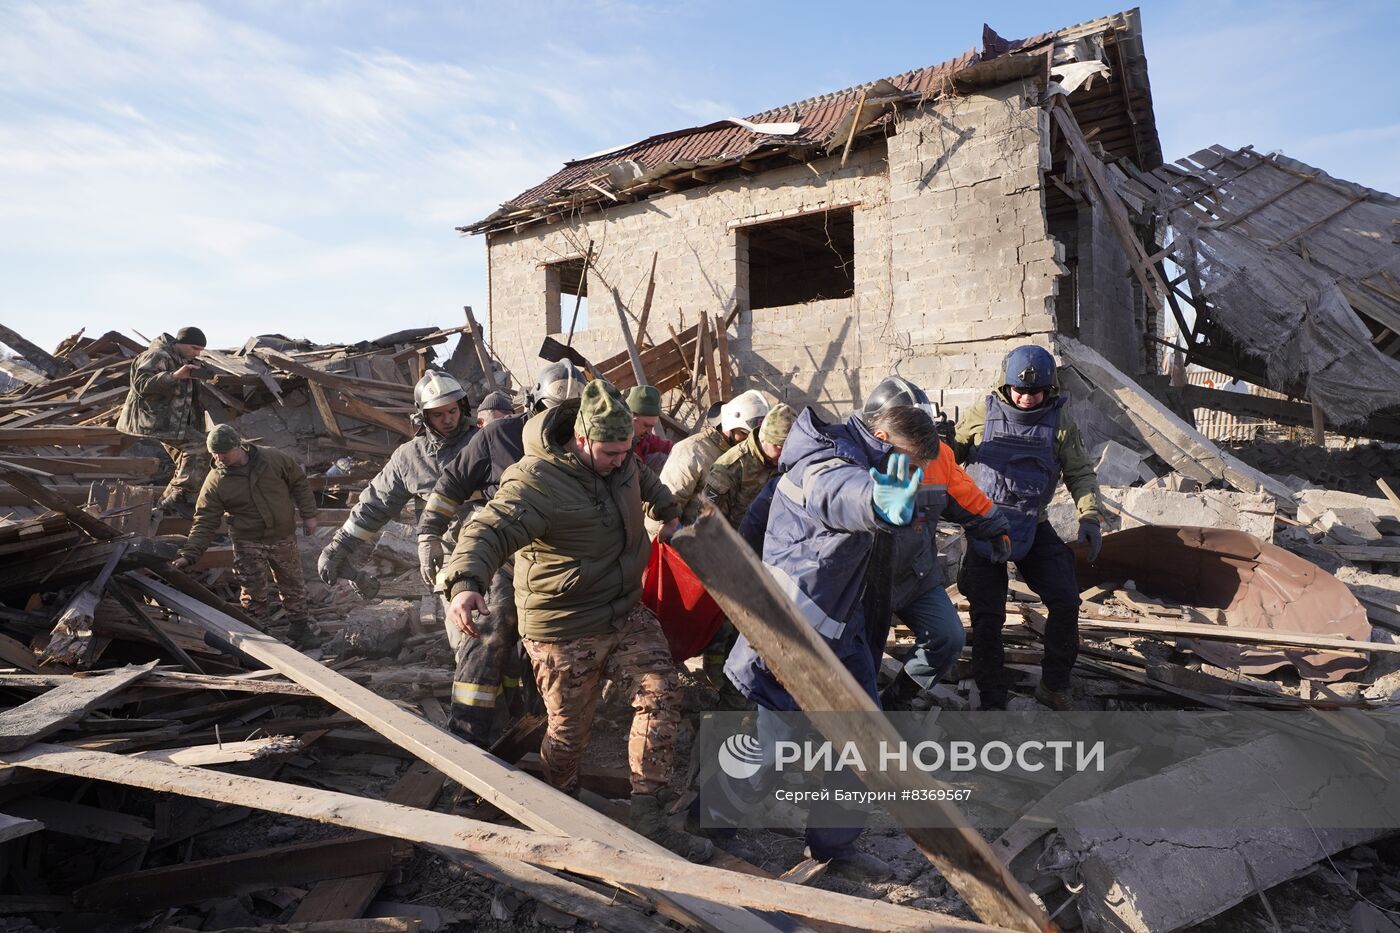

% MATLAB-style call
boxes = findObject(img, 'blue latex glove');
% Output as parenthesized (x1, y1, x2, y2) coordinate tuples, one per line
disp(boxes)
(870, 453, 922, 526)
(1078, 518, 1102, 563)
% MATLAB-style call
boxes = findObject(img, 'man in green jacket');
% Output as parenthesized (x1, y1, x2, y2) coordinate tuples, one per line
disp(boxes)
(116, 326, 211, 513)
(174, 425, 320, 645)
(440, 380, 712, 862)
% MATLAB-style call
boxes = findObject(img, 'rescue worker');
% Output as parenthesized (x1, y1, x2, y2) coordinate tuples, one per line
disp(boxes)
(475, 390, 514, 427)
(116, 326, 211, 514)
(703, 403, 793, 527)
(626, 385, 672, 465)
(722, 405, 928, 881)
(647, 389, 768, 536)
(417, 361, 583, 745)
(173, 425, 320, 644)
(954, 346, 1102, 711)
(696, 402, 794, 696)
(317, 370, 475, 600)
(855, 379, 1011, 711)
(440, 379, 712, 862)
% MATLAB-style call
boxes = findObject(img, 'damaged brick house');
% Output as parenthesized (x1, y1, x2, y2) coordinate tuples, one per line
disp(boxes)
(462, 9, 1164, 419)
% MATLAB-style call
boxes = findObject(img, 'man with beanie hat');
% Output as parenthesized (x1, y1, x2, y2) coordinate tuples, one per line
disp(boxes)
(475, 390, 514, 427)
(626, 385, 672, 464)
(173, 425, 321, 646)
(439, 379, 712, 862)
(117, 326, 211, 514)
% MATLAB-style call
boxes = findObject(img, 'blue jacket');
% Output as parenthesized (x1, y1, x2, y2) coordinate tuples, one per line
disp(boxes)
(725, 408, 894, 711)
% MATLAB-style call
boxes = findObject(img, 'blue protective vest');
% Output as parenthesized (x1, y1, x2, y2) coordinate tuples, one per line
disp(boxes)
(966, 393, 1064, 561)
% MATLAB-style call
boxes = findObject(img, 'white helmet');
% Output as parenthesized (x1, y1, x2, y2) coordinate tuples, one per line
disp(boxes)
(529, 361, 585, 411)
(413, 370, 468, 415)
(720, 389, 770, 435)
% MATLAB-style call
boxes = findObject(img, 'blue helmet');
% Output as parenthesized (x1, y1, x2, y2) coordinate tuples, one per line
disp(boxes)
(1002, 346, 1056, 392)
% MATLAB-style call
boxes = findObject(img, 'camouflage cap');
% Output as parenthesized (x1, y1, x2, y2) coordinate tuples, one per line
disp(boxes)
(625, 385, 662, 417)
(207, 424, 242, 453)
(759, 403, 796, 445)
(575, 380, 635, 442)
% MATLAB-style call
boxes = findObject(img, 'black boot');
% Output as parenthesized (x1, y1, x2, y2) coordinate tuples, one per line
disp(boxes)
(879, 670, 922, 712)
(630, 793, 713, 863)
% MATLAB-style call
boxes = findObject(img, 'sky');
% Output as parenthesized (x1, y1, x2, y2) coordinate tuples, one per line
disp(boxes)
(3, 0, 1398, 356)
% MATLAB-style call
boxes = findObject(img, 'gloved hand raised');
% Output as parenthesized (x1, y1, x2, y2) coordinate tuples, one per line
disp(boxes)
(1078, 518, 1102, 563)
(317, 529, 368, 586)
(417, 534, 444, 587)
(870, 452, 922, 526)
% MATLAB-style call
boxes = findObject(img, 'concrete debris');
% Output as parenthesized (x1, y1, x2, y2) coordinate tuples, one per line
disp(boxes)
(1105, 486, 1277, 542)
(1061, 732, 1400, 933)
(1091, 440, 1147, 488)
(322, 600, 415, 660)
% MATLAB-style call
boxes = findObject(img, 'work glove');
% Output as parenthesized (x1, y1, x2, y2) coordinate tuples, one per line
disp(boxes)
(870, 453, 922, 526)
(933, 414, 956, 450)
(988, 534, 1012, 563)
(1078, 518, 1103, 563)
(317, 529, 367, 585)
(417, 534, 444, 587)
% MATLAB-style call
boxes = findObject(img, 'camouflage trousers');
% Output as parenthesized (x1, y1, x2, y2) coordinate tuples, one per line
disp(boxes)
(443, 565, 524, 747)
(523, 603, 681, 797)
(232, 536, 310, 623)
(160, 437, 210, 508)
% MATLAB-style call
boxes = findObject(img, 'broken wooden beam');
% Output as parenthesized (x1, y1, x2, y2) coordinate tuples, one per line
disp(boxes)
(0, 662, 155, 752)
(122, 575, 790, 933)
(0, 323, 71, 379)
(2, 743, 1000, 933)
(669, 505, 1050, 932)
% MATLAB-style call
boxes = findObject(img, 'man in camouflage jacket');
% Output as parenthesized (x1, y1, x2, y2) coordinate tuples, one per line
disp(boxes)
(116, 326, 210, 511)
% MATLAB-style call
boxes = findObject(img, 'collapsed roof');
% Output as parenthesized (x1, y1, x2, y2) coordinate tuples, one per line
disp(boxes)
(462, 8, 1160, 235)
(1115, 145, 1400, 426)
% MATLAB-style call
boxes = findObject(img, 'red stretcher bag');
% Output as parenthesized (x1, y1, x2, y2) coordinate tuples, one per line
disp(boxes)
(641, 539, 724, 663)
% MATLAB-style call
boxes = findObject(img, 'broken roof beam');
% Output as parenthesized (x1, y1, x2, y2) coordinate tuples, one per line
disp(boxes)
(1057, 337, 1295, 504)
(0, 324, 71, 380)
(0, 743, 1001, 933)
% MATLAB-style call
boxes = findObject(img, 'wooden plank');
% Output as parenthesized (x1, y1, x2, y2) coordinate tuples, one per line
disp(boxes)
(0, 469, 122, 540)
(74, 833, 411, 912)
(5, 796, 153, 843)
(1328, 545, 1400, 564)
(462, 306, 497, 384)
(307, 381, 345, 441)
(701, 316, 720, 405)
(0, 662, 155, 752)
(0, 812, 43, 844)
(291, 761, 444, 923)
(0, 323, 69, 379)
(1070, 615, 1391, 653)
(635, 252, 659, 348)
(2, 743, 996, 933)
(0, 426, 125, 445)
(327, 391, 415, 439)
(608, 285, 648, 387)
(1, 456, 159, 476)
(668, 506, 1049, 932)
(123, 576, 789, 933)
(715, 319, 733, 398)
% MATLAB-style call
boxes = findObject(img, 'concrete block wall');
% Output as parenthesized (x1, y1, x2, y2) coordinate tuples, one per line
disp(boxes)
(483, 76, 1070, 421)
(881, 80, 1062, 416)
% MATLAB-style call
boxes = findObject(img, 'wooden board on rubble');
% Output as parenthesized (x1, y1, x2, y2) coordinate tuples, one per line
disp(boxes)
(2, 743, 996, 933)
(124, 576, 791, 933)
(0, 663, 155, 752)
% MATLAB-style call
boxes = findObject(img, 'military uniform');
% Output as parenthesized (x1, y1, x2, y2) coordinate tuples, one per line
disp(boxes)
(179, 435, 317, 626)
(440, 383, 687, 801)
(116, 333, 207, 507)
